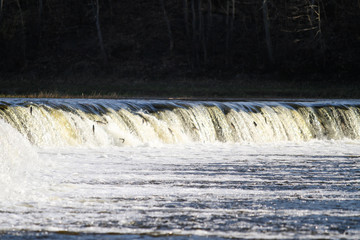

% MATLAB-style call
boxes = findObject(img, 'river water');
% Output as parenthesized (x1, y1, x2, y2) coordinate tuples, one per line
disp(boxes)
(0, 99, 359, 239)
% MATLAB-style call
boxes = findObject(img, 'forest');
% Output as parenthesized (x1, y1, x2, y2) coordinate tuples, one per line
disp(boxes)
(0, 0, 359, 97)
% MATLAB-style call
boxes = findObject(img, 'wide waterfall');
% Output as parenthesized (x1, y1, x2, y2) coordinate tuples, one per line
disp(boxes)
(1, 98, 360, 239)
(0, 99, 359, 147)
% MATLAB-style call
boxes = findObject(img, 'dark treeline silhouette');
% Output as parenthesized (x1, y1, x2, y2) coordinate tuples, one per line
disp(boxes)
(0, 0, 359, 85)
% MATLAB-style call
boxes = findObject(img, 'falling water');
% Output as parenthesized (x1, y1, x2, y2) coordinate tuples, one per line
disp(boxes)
(0, 98, 359, 239)
(1, 99, 360, 147)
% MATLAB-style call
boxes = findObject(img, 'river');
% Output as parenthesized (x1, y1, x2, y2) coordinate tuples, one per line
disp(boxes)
(0, 99, 359, 239)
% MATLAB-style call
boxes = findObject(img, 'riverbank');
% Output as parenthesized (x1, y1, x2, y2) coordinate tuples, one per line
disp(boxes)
(1, 1, 359, 100)
(1, 73, 359, 99)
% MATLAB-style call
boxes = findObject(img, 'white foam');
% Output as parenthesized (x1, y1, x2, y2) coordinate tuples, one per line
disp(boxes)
(2, 99, 360, 147)
(0, 139, 359, 238)
(0, 99, 360, 238)
(0, 119, 46, 203)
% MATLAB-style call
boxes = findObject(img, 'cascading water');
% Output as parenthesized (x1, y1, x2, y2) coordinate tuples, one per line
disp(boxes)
(0, 99, 359, 147)
(0, 118, 45, 202)
(1, 98, 359, 239)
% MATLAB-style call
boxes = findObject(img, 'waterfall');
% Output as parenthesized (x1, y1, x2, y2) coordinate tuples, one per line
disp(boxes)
(0, 118, 44, 201)
(1, 99, 360, 147)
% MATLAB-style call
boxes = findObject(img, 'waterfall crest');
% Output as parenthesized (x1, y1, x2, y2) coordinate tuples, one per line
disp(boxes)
(1, 99, 360, 147)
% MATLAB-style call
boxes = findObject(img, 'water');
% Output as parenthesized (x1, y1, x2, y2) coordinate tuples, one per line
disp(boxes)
(0, 99, 359, 239)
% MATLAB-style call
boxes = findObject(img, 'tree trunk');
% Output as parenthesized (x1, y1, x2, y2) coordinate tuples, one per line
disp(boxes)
(310, 0, 315, 25)
(263, 0, 274, 63)
(107, 0, 114, 57)
(15, 0, 27, 69)
(207, 0, 212, 38)
(205, 0, 212, 59)
(228, 0, 235, 65)
(38, 0, 43, 42)
(39, 0, 43, 20)
(225, 0, 230, 64)
(316, 1, 322, 37)
(0, 0, 3, 23)
(198, 0, 207, 62)
(191, 0, 199, 66)
(231, 0, 235, 34)
(160, 0, 174, 53)
(94, 0, 108, 64)
(183, 0, 190, 38)
(198, 0, 202, 41)
(108, 0, 113, 18)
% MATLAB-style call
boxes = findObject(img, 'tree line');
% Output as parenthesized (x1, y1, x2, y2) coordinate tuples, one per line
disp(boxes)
(0, 0, 359, 80)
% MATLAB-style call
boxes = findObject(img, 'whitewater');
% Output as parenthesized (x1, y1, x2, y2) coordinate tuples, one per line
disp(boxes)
(0, 98, 359, 239)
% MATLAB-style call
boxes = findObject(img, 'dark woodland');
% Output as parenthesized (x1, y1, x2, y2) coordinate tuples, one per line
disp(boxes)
(0, 0, 359, 97)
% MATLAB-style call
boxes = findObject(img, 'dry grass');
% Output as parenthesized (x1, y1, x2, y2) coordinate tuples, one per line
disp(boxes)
(1, 75, 359, 100)
(0, 91, 125, 99)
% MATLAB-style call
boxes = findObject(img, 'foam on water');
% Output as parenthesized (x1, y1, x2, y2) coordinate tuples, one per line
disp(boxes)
(0, 99, 359, 239)
(1, 141, 359, 239)
(1, 99, 360, 147)
(0, 119, 49, 203)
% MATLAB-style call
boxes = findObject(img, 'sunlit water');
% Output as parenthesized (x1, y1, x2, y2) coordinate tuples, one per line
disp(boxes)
(0, 99, 360, 239)
(1, 142, 359, 239)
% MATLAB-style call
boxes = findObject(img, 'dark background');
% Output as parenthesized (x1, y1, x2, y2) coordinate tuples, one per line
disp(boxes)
(0, 0, 359, 98)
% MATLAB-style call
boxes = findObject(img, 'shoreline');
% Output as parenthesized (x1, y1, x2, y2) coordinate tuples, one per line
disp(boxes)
(1, 96, 359, 103)
(1, 73, 359, 100)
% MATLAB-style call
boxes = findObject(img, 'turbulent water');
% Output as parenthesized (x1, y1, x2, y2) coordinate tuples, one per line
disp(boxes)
(0, 98, 359, 239)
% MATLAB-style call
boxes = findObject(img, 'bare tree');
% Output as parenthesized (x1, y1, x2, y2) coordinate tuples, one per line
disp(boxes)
(0, 0, 3, 23)
(262, 0, 274, 63)
(191, 0, 199, 65)
(225, 0, 230, 63)
(231, 0, 235, 40)
(92, 0, 108, 64)
(312, 1, 322, 38)
(39, 0, 43, 20)
(184, 0, 190, 38)
(205, 0, 213, 62)
(198, 0, 207, 62)
(15, 0, 27, 69)
(38, 0, 43, 42)
(108, 0, 113, 18)
(206, 0, 213, 40)
(188, 0, 209, 66)
(160, 0, 174, 53)
(229, 0, 235, 64)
